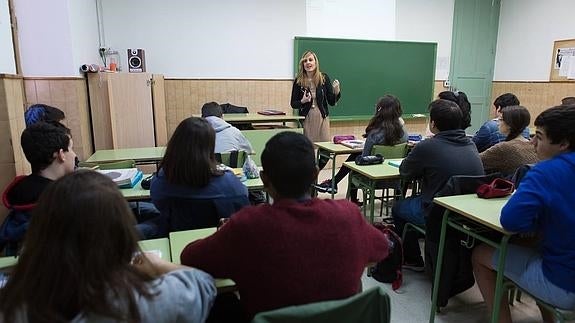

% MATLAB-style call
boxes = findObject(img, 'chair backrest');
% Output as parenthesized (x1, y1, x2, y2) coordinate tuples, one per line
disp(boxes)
(435, 172, 503, 197)
(215, 151, 247, 168)
(165, 196, 247, 233)
(78, 159, 136, 170)
(169, 228, 216, 264)
(251, 287, 390, 323)
(371, 143, 408, 159)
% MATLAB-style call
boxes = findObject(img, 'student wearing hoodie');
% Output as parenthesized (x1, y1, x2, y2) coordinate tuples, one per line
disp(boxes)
(201, 102, 254, 154)
(0, 122, 76, 255)
(393, 99, 484, 271)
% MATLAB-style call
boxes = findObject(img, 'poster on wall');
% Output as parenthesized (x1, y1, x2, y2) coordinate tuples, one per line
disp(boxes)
(550, 39, 575, 82)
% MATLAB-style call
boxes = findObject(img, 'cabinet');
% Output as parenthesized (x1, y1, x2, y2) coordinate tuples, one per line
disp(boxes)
(87, 72, 167, 150)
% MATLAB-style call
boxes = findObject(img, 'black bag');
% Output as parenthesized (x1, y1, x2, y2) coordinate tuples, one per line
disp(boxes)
(355, 154, 383, 165)
(369, 222, 403, 291)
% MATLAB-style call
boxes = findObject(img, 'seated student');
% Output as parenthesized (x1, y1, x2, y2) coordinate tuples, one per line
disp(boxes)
(472, 105, 575, 323)
(315, 95, 408, 202)
(0, 170, 216, 322)
(480, 105, 539, 176)
(562, 96, 575, 106)
(180, 132, 389, 321)
(201, 102, 254, 154)
(150, 117, 249, 232)
(438, 90, 472, 130)
(473, 93, 530, 152)
(393, 99, 484, 271)
(0, 122, 76, 255)
(24, 104, 66, 127)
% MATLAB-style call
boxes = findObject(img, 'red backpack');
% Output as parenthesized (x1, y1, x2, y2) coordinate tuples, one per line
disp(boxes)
(369, 223, 403, 291)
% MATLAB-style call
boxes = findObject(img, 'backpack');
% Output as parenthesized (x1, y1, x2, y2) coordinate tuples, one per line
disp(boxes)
(369, 223, 403, 291)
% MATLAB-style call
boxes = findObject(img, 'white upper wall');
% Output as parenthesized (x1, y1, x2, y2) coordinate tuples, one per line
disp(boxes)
(494, 0, 575, 81)
(14, 0, 78, 76)
(68, 0, 101, 73)
(306, 0, 395, 40)
(396, 0, 454, 80)
(0, 0, 16, 74)
(101, 0, 306, 79)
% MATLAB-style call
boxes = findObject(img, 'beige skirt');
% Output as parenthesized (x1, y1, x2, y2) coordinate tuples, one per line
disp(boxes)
(303, 106, 330, 142)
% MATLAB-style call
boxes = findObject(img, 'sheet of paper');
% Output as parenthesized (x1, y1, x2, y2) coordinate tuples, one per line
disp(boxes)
(559, 55, 571, 77)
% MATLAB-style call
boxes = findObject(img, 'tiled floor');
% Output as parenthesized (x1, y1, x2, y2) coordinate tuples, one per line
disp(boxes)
(316, 168, 553, 323)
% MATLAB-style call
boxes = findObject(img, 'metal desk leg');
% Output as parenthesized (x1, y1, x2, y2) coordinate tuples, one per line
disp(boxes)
(429, 209, 450, 323)
(330, 152, 336, 199)
(368, 179, 376, 223)
(491, 235, 511, 323)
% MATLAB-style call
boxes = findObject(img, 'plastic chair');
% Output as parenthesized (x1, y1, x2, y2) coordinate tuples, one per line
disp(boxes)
(215, 151, 247, 168)
(78, 159, 136, 170)
(251, 286, 391, 323)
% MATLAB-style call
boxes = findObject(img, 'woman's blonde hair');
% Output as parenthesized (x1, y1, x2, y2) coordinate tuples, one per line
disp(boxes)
(295, 51, 325, 87)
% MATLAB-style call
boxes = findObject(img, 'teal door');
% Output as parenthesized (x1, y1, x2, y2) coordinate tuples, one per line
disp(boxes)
(449, 0, 501, 133)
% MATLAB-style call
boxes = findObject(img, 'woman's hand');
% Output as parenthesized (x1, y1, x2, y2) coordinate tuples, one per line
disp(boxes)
(301, 89, 312, 104)
(332, 79, 340, 95)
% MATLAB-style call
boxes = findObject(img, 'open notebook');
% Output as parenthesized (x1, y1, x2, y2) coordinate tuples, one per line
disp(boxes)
(98, 168, 143, 188)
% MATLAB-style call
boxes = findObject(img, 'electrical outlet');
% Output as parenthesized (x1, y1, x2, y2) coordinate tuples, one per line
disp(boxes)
(443, 80, 450, 88)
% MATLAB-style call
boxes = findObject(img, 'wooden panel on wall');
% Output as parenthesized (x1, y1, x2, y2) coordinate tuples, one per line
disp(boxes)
(23, 77, 93, 160)
(0, 75, 28, 221)
(151, 74, 168, 146)
(164, 79, 293, 136)
(492, 81, 575, 125)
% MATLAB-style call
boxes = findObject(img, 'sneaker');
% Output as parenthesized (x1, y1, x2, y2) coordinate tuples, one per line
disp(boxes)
(403, 259, 425, 272)
(313, 179, 337, 194)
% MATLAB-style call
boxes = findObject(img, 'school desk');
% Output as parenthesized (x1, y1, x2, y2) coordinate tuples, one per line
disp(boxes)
(169, 228, 236, 293)
(342, 159, 402, 223)
(430, 194, 512, 323)
(314, 142, 364, 199)
(193, 113, 305, 128)
(86, 146, 166, 165)
(121, 172, 264, 201)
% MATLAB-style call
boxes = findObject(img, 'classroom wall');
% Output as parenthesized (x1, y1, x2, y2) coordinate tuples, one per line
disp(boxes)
(0, 0, 16, 74)
(68, 0, 101, 74)
(100, 0, 306, 79)
(395, 0, 454, 81)
(306, 0, 395, 41)
(494, 0, 575, 81)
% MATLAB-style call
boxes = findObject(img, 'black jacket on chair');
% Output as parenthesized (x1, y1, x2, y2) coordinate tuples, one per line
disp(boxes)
(425, 173, 503, 308)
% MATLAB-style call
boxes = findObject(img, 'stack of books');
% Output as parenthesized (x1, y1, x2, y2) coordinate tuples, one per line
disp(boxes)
(98, 168, 143, 188)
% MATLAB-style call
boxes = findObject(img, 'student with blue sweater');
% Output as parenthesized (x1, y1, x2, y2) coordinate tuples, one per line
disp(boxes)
(472, 105, 575, 323)
(472, 93, 530, 152)
(150, 117, 249, 232)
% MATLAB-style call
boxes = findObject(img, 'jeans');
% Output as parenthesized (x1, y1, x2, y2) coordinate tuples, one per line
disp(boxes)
(392, 196, 426, 263)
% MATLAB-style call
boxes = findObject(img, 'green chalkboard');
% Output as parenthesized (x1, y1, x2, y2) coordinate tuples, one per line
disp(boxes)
(294, 37, 436, 120)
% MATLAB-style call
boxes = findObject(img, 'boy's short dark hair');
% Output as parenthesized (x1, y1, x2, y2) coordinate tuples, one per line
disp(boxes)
(261, 132, 316, 198)
(429, 99, 463, 132)
(24, 104, 65, 127)
(201, 102, 223, 118)
(561, 97, 575, 106)
(534, 105, 575, 151)
(21, 121, 71, 174)
(493, 93, 520, 109)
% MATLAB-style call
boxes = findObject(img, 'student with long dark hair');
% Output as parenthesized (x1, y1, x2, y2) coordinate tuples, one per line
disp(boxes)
(438, 90, 472, 130)
(315, 95, 407, 202)
(480, 106, 538, 175)
(150, 117, 249, 231)
(0, 171, 216, 322)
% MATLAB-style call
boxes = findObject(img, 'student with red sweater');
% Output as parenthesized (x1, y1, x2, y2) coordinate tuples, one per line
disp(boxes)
(181, 131, 389, 321)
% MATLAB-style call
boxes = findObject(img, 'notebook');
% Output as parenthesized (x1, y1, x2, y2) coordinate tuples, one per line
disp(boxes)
(98, 168, 143, 188)
(339, 139, 365, 149)
(388, 160, 402, 168)
(258, 109, 286, 116)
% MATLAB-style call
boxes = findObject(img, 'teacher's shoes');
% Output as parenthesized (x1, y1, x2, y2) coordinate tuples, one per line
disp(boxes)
(314, 179, 337, 194)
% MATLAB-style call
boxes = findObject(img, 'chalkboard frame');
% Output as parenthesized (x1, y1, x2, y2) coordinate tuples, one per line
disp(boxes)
(294, 37, 436, 120)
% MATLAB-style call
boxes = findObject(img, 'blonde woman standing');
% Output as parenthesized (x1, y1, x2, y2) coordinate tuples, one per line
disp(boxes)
(291, 50, 341, 169)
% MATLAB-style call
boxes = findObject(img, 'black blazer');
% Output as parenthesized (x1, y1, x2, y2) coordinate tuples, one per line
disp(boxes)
(290, 73, 341, 118)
